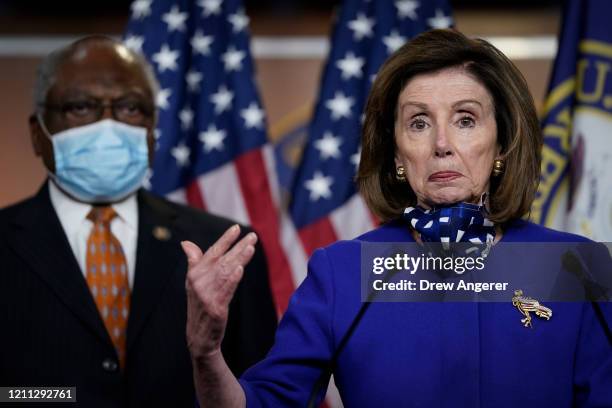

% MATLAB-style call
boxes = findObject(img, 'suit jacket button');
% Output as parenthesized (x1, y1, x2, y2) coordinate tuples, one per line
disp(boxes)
(102, 358, 118, 372)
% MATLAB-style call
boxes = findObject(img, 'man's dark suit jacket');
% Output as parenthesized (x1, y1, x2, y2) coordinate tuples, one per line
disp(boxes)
(0, 183, 277, 407)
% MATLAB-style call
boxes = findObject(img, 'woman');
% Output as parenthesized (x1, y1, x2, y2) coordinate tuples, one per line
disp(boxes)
(182, 29, 611, 407)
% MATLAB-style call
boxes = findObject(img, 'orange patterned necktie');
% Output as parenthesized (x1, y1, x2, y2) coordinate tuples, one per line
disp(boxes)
(85, 206, 130, 369)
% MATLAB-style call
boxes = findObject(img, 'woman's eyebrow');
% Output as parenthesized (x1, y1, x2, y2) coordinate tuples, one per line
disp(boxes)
(399, 101, 428, 111)
(452, 99, 484, 109)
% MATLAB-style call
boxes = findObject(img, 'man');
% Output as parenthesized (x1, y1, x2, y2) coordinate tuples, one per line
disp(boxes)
(0, 36, 277, 407)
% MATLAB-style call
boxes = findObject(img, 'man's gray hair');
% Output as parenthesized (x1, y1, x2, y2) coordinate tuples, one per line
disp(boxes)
(33, 36, 160, 118)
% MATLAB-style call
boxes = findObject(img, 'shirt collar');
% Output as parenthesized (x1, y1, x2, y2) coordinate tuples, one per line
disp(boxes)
(48, 180, 138, 230)
(112, 190, 138, 230)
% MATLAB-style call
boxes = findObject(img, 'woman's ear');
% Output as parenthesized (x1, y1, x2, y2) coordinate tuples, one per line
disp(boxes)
(495, 142, 503, 159)
(394, 153, 403, 169)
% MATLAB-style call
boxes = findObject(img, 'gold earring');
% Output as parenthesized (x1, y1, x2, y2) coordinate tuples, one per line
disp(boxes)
(492, 159, 504, 177)
(396, 166, 406, 182)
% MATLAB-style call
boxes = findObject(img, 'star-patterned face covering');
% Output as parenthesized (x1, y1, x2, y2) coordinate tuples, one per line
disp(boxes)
(402, 202, 496, 259)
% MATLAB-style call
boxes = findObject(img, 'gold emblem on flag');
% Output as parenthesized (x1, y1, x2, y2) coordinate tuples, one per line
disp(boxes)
(512, 290, 553, 328)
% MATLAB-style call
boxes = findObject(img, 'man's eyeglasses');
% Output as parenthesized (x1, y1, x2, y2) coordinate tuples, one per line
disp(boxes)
(41, 98, 154, 126)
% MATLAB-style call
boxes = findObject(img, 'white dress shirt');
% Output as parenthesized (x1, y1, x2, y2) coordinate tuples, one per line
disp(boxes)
(48, 180, 138, 288)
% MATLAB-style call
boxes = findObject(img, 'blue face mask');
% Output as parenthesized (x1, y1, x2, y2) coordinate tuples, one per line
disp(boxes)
(402, 201, 496, 263)
(403, 202, 496, 246)
(39, 118, 150, 203)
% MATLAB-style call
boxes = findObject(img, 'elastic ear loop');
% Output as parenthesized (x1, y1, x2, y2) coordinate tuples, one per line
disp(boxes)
(36, 113, 54, 139)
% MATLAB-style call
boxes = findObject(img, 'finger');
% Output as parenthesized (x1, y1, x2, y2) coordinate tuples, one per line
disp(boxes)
(203, 224, 241, 262)
(188, 226, 244, 284)
(216, 265, 245, 305)
(216, 236, 257, 280)
(219, 232, 257, 268)
(191, 243, 255, 301)
(181, 240, 204, 267)
(225, 244, 256, 277)
(183, 241, 205, 291)
(189, 263, 244, 313)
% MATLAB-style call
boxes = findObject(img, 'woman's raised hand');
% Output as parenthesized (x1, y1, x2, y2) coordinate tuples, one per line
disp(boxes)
(182, 225, 258, 359)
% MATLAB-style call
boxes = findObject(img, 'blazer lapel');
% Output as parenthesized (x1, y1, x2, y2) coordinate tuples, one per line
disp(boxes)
(7, 184, 111, 344)
(127, 190, 183, 352)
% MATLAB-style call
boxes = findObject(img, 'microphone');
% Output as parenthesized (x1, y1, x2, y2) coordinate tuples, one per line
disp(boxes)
(561, 249, 609, 301)
(561, 249, 612, 346)
(305, 264, 403, 408)
(306, 246, 612, 407)
(305, 297, 373, 408)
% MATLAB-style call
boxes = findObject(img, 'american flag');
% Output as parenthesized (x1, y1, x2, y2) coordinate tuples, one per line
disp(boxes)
(124, 0, 294, 314)
(124, 0, 453, 406)
(288, 0, 453, 263)
(123, 0, 452, 311)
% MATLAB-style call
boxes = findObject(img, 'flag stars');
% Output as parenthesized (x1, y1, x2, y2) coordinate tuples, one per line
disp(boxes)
(336, 52, 364, 80)
(162, 5, 188, 32)
(191, 30, 214, 55)
(131, 0, 152, 19)
(171, 143, 191, 167)
(198, 0, 223, 17)
(210, 85, 234, 114)
(221, 46, 246, 71)
(395, 0, 419, 20)
(124, 35, 144, 53)
(304, 171, 334, 201)
(228, 9, 249, 32)
(153, 129, 161, 151)
(240, 102, 265, 129)
(351, 146, 361, 170)
(347, 13, 375, 41)
(325, 92, 354, 120)
(314, 132, 342, 160)
(383, 30, 407, 54)
(179, 107, 194, 130)
(156, 88, 172, 110)
(186, 69, 203, 92)
(152, 44, 179, 72)
(199, 125, 227, 152)
(427, 9, 453, 29)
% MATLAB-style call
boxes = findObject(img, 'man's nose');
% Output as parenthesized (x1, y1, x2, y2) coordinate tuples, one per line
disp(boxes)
(100, 104, 114, 120)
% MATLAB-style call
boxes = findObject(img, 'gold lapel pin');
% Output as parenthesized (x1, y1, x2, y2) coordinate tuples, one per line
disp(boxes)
(152, 226, 172, 241)
(512, 290, 553, 328)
